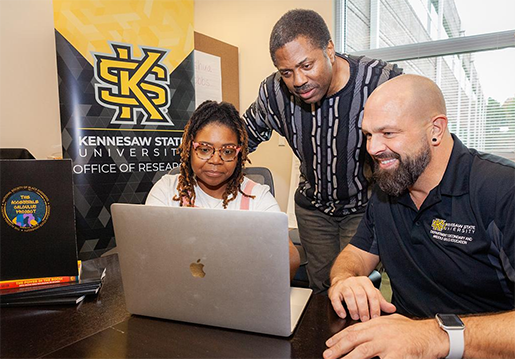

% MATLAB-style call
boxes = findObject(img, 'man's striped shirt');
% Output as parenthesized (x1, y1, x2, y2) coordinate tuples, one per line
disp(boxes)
(243, 54, 402, 216)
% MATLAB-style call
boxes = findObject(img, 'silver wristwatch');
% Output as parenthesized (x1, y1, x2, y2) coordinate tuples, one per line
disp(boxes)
(435, 313, 465, 359)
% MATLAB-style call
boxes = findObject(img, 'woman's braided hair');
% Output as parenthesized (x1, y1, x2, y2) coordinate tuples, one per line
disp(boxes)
(173, 100, 254, 208)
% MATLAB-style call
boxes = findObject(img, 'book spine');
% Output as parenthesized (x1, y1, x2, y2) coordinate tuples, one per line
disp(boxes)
(0, 275, 78, 289)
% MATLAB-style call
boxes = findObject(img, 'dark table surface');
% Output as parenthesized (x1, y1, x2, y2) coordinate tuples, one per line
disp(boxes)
(1, 254, 353, 359)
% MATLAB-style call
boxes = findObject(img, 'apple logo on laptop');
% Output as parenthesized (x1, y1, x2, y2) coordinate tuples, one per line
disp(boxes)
(190, 259, 206, 278)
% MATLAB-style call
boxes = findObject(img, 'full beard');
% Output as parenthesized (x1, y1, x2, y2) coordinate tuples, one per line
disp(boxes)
(372, 142, 431, 197)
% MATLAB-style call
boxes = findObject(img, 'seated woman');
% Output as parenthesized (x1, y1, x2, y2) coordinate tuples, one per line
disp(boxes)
(146, 100, 300, 279)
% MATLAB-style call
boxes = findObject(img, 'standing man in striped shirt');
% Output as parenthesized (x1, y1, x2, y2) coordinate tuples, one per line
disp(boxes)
(243, 9, 402, 294)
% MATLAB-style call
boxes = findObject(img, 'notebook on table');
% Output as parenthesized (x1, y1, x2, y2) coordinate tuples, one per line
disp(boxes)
(0, 159, 79, 282)
(111, 203, 312, 337)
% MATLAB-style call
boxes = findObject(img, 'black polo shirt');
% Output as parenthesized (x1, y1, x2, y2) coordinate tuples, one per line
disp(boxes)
(351, 135, 515, 318)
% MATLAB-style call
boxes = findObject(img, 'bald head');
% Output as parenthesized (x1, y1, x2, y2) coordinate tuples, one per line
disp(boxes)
(363, 74, 454, 197)
(365, 74, 446, 126)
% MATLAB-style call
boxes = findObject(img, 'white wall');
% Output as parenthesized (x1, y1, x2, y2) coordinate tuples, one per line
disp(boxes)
(195, 0, 333, 211)
(0, 0, 62, 159)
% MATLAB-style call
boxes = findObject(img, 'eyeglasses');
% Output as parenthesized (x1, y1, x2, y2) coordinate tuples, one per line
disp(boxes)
(192, 142, 241, 162)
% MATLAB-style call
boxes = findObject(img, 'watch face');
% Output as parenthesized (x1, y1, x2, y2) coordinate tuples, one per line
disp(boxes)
(437, 314, 464, 328)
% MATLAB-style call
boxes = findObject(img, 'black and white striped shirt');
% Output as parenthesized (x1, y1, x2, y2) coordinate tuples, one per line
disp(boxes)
(243, 54, 402, 216)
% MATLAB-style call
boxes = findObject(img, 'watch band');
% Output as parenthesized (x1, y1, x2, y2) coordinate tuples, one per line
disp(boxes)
(445, 327, 464, 359)
(436, 314, 465, 359)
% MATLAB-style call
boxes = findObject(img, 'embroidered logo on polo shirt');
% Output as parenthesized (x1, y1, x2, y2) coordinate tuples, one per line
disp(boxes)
(431, 219, 446, 231)
(430, 218, 476, 245)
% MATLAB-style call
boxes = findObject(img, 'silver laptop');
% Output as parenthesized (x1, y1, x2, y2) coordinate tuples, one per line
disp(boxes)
(111, 203, 312, 337)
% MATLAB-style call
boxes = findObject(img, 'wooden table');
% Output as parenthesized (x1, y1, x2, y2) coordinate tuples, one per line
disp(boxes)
(1, 254, 353, 359)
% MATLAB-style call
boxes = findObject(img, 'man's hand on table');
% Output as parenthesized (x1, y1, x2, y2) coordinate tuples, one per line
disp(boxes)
(328, 276, 396, 321)
(323, 313, 449, 359)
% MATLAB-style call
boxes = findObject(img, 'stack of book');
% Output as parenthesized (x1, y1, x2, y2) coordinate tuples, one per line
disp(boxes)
(0, 261, 106, 307)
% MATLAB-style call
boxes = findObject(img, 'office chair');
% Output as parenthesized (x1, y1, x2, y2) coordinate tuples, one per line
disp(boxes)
(368, 269, 382, 289)
(0, 148, 35, 159)
(242, 167, 274, 196)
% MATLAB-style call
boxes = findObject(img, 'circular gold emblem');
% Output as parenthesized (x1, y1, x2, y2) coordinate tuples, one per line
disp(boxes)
(1, 186, 50, 232)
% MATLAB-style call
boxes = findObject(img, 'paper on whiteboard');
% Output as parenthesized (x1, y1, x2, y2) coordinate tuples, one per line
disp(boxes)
(194, 50, 222, 107)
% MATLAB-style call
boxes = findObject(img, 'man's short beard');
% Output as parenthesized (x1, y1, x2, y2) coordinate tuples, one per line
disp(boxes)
(372, 141, 431, 197)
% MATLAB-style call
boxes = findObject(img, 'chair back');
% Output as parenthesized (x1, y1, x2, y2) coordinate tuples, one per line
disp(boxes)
(243, 167, 275, 196)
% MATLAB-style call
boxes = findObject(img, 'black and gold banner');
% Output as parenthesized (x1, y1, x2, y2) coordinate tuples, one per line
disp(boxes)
(53, 0, 195, 259)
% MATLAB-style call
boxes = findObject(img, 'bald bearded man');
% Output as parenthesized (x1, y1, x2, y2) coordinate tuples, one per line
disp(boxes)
(324, 75, 515, 359)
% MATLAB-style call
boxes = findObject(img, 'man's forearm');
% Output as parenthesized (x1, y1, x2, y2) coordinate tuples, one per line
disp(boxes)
(462, 311, 515, 358)
(330, 247, 373, 285)
(328, 246, 391, 321)
(288, 240, 300, 281)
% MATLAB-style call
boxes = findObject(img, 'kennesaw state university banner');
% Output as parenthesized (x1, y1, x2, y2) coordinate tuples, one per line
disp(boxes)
(53, 0, 195, 260)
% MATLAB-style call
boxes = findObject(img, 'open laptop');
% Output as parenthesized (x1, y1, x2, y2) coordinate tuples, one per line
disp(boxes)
(111, 203, 312, 337)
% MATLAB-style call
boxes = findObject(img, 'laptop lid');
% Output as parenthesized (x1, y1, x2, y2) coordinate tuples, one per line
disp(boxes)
(111, 203, 311, 337)
(0, 159, 79, 281)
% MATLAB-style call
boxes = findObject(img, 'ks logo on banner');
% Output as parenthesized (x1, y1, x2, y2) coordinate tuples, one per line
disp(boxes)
(93, 43, 173, 126)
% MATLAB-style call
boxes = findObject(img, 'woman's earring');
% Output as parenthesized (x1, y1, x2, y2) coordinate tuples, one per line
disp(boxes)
(432, 138, 437, 142)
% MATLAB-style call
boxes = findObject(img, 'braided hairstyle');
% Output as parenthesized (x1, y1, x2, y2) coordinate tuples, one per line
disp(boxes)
(173, 100, 254, 208)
